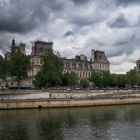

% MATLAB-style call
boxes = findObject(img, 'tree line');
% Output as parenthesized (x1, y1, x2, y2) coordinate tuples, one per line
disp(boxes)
(89, 70, 140, 88)
(0, 51, 139, 89)
(0, 53, 30, 89)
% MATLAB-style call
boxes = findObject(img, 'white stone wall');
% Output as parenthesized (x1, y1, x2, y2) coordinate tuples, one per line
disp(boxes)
(0, 90, 138, 101)
(0, 92, 50, 100)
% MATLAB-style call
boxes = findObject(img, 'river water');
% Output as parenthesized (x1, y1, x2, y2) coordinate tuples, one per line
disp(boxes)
(0, 105, 140, 140)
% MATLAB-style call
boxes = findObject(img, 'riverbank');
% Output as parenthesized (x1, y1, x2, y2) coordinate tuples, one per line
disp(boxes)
(0, 89, 140, 109)
(0, 97, 140, 109)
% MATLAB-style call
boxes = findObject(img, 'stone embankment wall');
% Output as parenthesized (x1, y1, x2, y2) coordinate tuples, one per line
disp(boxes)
(0, 89, 139, 100)
(0, 89, 140, 109)
(0, 98, 140, 109)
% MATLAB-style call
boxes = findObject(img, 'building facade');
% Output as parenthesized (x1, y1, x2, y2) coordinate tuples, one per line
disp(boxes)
(1, 39, 110, 87)
(91, 49, 110, 71)
(136, 60, 140, 73)
(63, 49, 110, 80)
(63, 55, 92, 80)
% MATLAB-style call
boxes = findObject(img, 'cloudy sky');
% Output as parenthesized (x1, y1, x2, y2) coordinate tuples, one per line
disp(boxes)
(0, 0, 140, 73)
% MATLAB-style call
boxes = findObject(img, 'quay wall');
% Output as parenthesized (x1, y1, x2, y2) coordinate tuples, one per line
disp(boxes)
(0, 98, 140, 109)
(0, 89, 139, 100)
(0, 90, 140, 109)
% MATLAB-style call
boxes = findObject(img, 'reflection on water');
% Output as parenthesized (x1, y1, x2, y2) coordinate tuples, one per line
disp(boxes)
(0, 105, 140, 140)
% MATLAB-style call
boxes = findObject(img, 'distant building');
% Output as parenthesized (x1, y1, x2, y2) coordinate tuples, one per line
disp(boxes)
(136, 60, 140, 73)
(63, 50, 110, 80)
(91, 49, 110, 71)
(32, 41, 53, 55)
(63, 55, 92, 80)
(5, 38, 26, 60)
(1, 39, 110, 88)
(4, 39, 53, 87)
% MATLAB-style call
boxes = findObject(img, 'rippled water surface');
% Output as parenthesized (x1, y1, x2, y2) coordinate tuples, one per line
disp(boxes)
(0, 105, 140, 140)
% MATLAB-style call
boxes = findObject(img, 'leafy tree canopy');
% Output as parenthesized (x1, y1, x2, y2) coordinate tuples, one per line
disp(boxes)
(33, 52, 64, 88)
(10, 53, 31, 88)
(66, 72, 78, 88)
(0, 55, 10, 87)
(79, 79, 89, 88)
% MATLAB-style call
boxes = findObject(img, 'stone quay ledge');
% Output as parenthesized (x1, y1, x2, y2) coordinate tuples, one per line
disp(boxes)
(0, 89, 140, 109)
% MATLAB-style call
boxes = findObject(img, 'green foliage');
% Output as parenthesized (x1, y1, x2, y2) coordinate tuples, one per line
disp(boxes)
(67, 72, 78, 87)
(89, 71, 110, 87)
(33, 70, 47, 88)
(101, 71, 111, 88)
(79, 79, 89, 88)
(62, 72, 78, 87)
(89, 69, 140, 88)
(33, 52, 64, 88)
(89, 71, 103, 87)
(126, 69, 138, 86)
(10, 53, 31, 88)
(117, 74, 127, 88)
(0, 55, 10, 87)
(110, 74, 118, 87)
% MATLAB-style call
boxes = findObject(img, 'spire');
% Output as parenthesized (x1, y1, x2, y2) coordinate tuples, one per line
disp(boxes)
(12, 36, 15, 46)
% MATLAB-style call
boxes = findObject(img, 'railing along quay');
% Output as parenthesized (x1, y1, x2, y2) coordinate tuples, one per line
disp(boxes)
(0, 95, 140, 103)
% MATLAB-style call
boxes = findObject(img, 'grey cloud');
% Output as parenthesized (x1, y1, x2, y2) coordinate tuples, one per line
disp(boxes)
(107, 40, 138, 58)
(64, 31, 75, 37)
(0, 33, 12, 53)
(116, 0, 140, 6)
(95, 40, 106, 46)
(83, 33, 138, 60)
(108, 14, 129, 28)
(0, 0, 140, 73)
(0, 0, 66, 34)
(113, 34, 135, 46)
(70, 17, 94, 27)
(73, 0, 90, 5)
(0, 0, 48, 33)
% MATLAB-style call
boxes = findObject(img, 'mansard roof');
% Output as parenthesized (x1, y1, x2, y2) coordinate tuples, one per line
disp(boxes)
(94, 50, 110, 63)
(35, 41, 53, 45)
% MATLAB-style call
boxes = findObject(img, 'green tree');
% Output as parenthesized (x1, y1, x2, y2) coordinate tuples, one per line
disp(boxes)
(102, 71, 111, 87)
(10, 53, 31, 88)
(126, 69, 138, 87)
(67, 72, 78, 88)
(79, 79, 89, 88)
(33, 70, 46, 88)
(33, 52, 64, 88)
(89, 71, 103, 87)
(117, 74, 127, 88)
(137, 75, 140, 86)
(0, 55, 10, 87)
(110, 74, 118, 87)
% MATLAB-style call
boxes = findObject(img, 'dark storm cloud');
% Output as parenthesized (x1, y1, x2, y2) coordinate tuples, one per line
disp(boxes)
(113, 34, 135, 46)
(70, 17, 94, 27)
(95, 40, 106, 46)
(73, 0, 90, 5)
(116, 0, 140, 6)
(0, 0, 49, 33)
(0, 0, 140, 73)
(64, 31, 75, 37)
(106, 37, 137, 58)
(108, 14, 129, 28)
(0, 33, 11, 53)
(0, 0, 65, 34)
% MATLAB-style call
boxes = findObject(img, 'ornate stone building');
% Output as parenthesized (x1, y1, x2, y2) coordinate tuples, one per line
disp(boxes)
(1, 39, 110, 87)
(63, 50, 110, 80)
(4, 39, 53, 87)
(63, 55, 92, 80)
(91, 49, 110, 71)
(5, 38, 26, 60)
